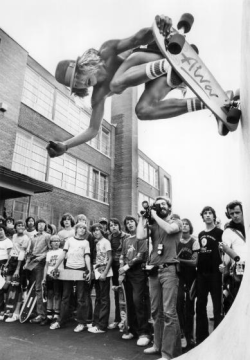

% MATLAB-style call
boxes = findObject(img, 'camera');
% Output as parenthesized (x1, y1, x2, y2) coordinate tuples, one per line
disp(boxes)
(140, 201, 157, 223)
(157, 244, 164, 256)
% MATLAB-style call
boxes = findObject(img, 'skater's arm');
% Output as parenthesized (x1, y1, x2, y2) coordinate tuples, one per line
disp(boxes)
(100, 15, 172, 56)
(47, 97, 105, 157)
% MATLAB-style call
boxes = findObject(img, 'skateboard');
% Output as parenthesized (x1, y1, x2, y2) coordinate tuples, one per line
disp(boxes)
(112, 282, 129, 334)
(4, 280, 21, 318)
(19, 281, 37, 323)
(52, 268, 89, 281)
(152, 14, 241, 135)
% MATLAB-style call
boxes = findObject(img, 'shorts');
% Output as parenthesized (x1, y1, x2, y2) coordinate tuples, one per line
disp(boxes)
(133, 41, 162, 55)
(6, 257, 25, 278)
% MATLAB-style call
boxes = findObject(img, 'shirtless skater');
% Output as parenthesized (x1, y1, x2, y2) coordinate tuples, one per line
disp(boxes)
(47, 15, 205, 158)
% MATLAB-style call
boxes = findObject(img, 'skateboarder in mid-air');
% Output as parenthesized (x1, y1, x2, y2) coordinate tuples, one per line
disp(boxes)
(47, 14, 206, 158)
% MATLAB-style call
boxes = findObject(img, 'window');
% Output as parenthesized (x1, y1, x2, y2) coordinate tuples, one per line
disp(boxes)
(54, 92, 90, 136)
(164, 176, 171, 196)
(138, 157, 158, 188)
(101, 128, 110, 156)
(22, 67, 110, 156)
(49, 154, 88, 197)
(89, 169, 109, 203)
(88, 127, 110, 157)
(13, 200, 28, 221)
(22, 67, 54, 119)
(12, 130, 48, 181)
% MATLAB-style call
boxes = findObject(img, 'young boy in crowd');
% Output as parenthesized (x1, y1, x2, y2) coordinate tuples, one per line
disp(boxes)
(99, 218, 110, 239)
(4, 220, 30, 322)
(177, 218, 200, 349)
(119, 215, 151, 346)
(88, 223, 112, 333)
(50, 223, 91, 332)
(75, 214, 95, 324)
(196, 206, 223, 345)
(42, 235, 63, 325)
(0, 224, 13, 321)
(25, 219, 51, 324)
(5, 216, 15, 240)
(108, 218, 129, 330)
(24, 216, 37, 240)
(58, 213, 75, 248)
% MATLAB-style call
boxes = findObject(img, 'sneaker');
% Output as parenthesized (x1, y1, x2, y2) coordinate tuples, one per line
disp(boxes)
(30, 315, 44, 324)
(107, 321, 119, 330)
(0, 312, 5, 321)
(74, 324, 88, 333)
(181, 335, 187, 348)
(40, 318, 51, 326)
(122, 332, 134, 340)
(50, 321, 61, 330)
(137, 335, 151, 346)
(87, 323, 94, 328)
(144, 346, 160, 354)
(88, 326, 105, 334)
(5, 314, 19, 323)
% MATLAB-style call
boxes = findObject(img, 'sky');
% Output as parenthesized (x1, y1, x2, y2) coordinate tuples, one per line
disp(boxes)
(1, 0, 244, 235)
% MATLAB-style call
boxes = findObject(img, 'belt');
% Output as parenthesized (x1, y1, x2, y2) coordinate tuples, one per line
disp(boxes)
(158, 263, 175, 269)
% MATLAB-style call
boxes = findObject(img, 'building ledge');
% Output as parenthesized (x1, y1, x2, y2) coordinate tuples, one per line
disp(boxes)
(0, 166, 53, 200)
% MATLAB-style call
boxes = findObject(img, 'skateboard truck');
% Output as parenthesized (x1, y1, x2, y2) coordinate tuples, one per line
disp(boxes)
(166, 13, 194, 54)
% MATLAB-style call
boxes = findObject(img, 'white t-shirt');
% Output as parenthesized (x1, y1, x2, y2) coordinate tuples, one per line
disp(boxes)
(0, 238, 13, 260)
(63, 237, 90, 269)
(46, 248, 64, 274)
(222, 228, 247, 265)
(95, 237, 113, 277)
(10, 233, 30, 260)
(24, 229, 37, 240)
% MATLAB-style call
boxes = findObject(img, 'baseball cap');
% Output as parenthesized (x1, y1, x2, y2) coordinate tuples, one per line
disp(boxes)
(55, 58, 78, 95)
(99, 217, 108, 224)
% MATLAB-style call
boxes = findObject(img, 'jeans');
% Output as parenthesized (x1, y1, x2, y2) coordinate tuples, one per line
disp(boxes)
(111, 261, 121, 323)
(177, 275, 195, 344)
(125, 267, 150, 336)
(149, 265, 181, 360)
(196, 272, 222, 344)
(46, 276, 63, 313)
(30, 260, 46, 317)
(60, 280, 89, 325)
(93, 277, 110, 330)
(0, 259, 7, 312)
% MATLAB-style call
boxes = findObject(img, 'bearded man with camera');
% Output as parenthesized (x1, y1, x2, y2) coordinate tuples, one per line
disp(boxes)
(137, 196, 183, 360)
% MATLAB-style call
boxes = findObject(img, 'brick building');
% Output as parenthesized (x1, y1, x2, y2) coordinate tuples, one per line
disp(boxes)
(0, 28, 172, 229)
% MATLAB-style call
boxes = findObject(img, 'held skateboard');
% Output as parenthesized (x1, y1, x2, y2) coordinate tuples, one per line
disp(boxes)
(4, 280, 21, 319)
(153, 14, 241, 135)
(19, 281, 37, 323)
(52, 268, 89, 281)
(112, 282, 129, 334)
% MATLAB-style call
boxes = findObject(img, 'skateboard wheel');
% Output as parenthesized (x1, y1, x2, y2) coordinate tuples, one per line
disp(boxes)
(168, 34, 185, 54)
(177, 13, 194, 33)
(234, 88, 240, 101)
(227, 108, 241, 124)
(190, 44, 199, 54)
